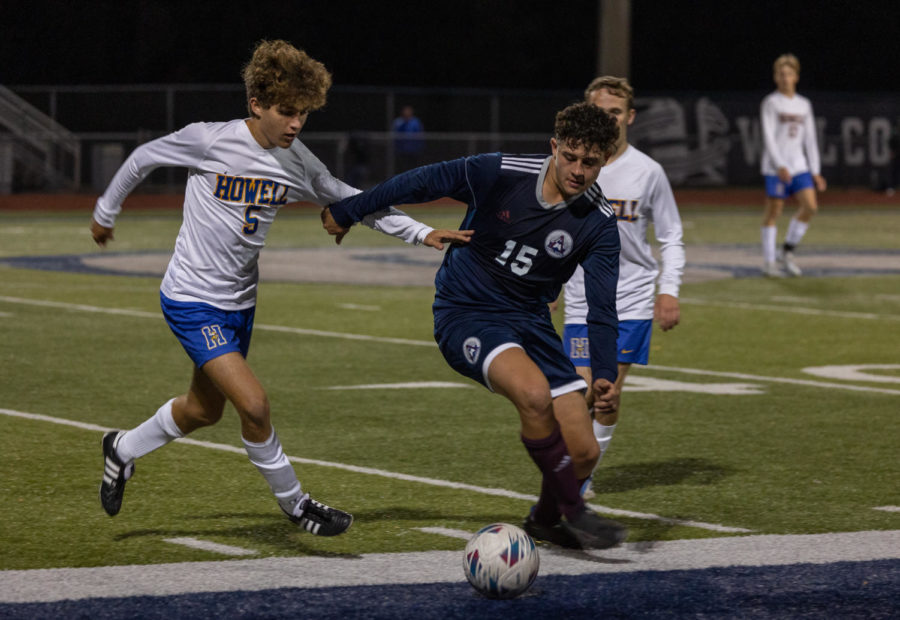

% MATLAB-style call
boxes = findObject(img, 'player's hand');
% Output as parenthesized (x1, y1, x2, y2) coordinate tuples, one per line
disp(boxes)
(777, 167, 791, 183)
(591, 378, 620, 416)
(814, 174, 827, 192)
(422, 229, 474, 251)
(90, 218, 114, 247)
(654, 294, 680, 331)
(321, 207, 349, 245)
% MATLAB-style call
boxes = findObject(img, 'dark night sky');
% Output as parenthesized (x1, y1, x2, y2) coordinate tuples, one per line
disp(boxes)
(4, 0, 900, 93)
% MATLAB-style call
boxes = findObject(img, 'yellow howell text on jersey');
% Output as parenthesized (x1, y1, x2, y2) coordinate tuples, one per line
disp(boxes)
(213, 175, 289, 206)
(609, 198, 640, 222)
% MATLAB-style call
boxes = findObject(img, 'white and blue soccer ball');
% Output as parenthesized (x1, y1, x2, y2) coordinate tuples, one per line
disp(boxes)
(463, 522, 540, 599)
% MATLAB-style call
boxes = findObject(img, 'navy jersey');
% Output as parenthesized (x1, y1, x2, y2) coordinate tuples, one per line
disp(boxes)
(329, 153, 621, 383)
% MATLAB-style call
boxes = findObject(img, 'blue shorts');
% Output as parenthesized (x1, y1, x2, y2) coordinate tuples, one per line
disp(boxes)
(563, 319, 652, 367)
(764, 172, 814, 199)
(160, 292, 255, 367)
(434, 307, 586, 397)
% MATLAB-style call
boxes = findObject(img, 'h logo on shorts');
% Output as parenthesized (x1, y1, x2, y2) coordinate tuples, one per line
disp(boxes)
(202, 324, 227, 350)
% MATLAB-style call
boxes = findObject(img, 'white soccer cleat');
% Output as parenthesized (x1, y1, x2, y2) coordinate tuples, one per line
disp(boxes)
(779, 250, 802, 277)
(762, 262, 785, 278)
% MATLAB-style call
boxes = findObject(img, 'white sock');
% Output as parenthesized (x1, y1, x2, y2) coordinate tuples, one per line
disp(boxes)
(592, 420, 617, 468)
(242, 429, 303, 515)
(784, 217, 809, 247)
(116, 398, 184, 462)
(761, 225, 777, 263)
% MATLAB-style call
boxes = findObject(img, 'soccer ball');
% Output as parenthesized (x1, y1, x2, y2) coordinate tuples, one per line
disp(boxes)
(463, 522, 540, 599)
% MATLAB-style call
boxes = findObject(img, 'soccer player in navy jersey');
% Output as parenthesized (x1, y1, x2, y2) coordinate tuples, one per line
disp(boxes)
(321, 102, 627, 549)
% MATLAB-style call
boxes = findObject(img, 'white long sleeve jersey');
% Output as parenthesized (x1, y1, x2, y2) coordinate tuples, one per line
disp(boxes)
(760, 91, 821, 176)
(564, 145, 685, 323)
(93, 119, 433, 310)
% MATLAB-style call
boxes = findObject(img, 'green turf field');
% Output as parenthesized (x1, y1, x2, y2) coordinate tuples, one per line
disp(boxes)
(1, 203, 898, 571)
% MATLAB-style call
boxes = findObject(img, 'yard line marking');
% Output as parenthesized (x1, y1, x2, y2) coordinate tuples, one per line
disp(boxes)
(414, 527, 473, 540)
(0, 295, 435, 347)
(0, 407, 750, 534)
(2, 294, 898, 397)
(322, 382, 474, 390)
(645, 365, 900, 396)
(681, 297, 900, 322)
(162, 537, 257, 557)
(336, 303, 381, 311)
(873, 506, 900, 513)
(1, 530, 897, 603)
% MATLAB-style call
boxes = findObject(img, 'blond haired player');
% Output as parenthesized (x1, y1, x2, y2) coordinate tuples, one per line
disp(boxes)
(560, 76, 685, 499)
(760, 53, 826, 277)
(92, 40, 470, 534)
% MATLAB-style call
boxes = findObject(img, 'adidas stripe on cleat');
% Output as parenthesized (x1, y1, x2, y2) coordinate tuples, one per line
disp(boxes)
(283, 493, 353, 536)
(99, 431, 134, 516)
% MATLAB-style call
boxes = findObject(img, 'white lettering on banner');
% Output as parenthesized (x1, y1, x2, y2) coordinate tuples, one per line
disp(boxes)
(735, 117, 762, 166)
(869, 117, 891, 165)
(817, 118, 838, 166)
(842, 117, 866, 165)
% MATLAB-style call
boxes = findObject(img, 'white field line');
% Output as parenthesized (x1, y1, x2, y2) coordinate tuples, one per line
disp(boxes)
(0, 407, 749, 534)
(645, 365, 900, 396)
(1, 294, 897, 397)
(162, 537, 257, 557)
(0, 295, 435, 347)
(1, 530, 898, 603)
(873, 506, 900, 513)
(681, 297, 900, 322)
(321, 381, 474, 390)
(415, 526, 473, 540)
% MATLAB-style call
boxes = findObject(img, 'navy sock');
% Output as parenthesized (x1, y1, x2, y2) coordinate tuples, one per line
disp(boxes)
(521, 428, 584, 522)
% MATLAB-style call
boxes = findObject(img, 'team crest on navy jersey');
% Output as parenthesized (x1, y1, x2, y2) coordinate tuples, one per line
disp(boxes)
(544, 230, 573, 259)
(463, 337, 482, 364)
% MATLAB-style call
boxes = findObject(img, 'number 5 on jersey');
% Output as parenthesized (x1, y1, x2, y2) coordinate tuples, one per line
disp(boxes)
(243, 205, 262, 235)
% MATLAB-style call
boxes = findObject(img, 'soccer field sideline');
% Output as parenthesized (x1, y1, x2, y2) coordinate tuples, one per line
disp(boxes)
(1, 529, 897, 603)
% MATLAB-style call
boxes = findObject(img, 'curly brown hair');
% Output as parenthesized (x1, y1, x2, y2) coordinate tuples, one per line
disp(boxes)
(241, 40, 332, 117)
(554, 102, 619, 155)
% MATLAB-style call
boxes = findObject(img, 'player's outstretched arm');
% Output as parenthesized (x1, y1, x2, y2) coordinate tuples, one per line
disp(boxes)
(422, 229, 473, 250)
(90, 218, 115, 247)
(320, 207, 350, 245)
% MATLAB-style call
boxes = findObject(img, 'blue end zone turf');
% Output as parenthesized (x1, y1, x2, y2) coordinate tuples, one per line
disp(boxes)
(1, 559, 896, 619)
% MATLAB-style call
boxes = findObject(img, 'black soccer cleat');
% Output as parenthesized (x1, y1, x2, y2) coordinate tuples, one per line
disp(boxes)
(559, 507, 627, 550)
(99, 431, 134, 516)
(522, 514, 582, 549)
(282, 493, 353, 536)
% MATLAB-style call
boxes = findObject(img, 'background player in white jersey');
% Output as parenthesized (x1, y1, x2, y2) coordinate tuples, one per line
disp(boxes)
(760, 54, 827, 277)
(559, 76, 685, 499)
(92, 40, 470, 535)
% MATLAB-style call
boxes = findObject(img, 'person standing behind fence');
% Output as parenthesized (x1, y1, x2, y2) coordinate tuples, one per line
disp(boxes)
(393, 105, 424, 172)
(760, 54, 826, 277)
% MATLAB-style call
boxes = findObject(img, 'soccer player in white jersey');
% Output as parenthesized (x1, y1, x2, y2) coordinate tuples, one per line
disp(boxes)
(92, 40, 470, 535)
(760, 54, 827, 277)
(560, 76, 685, 499)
